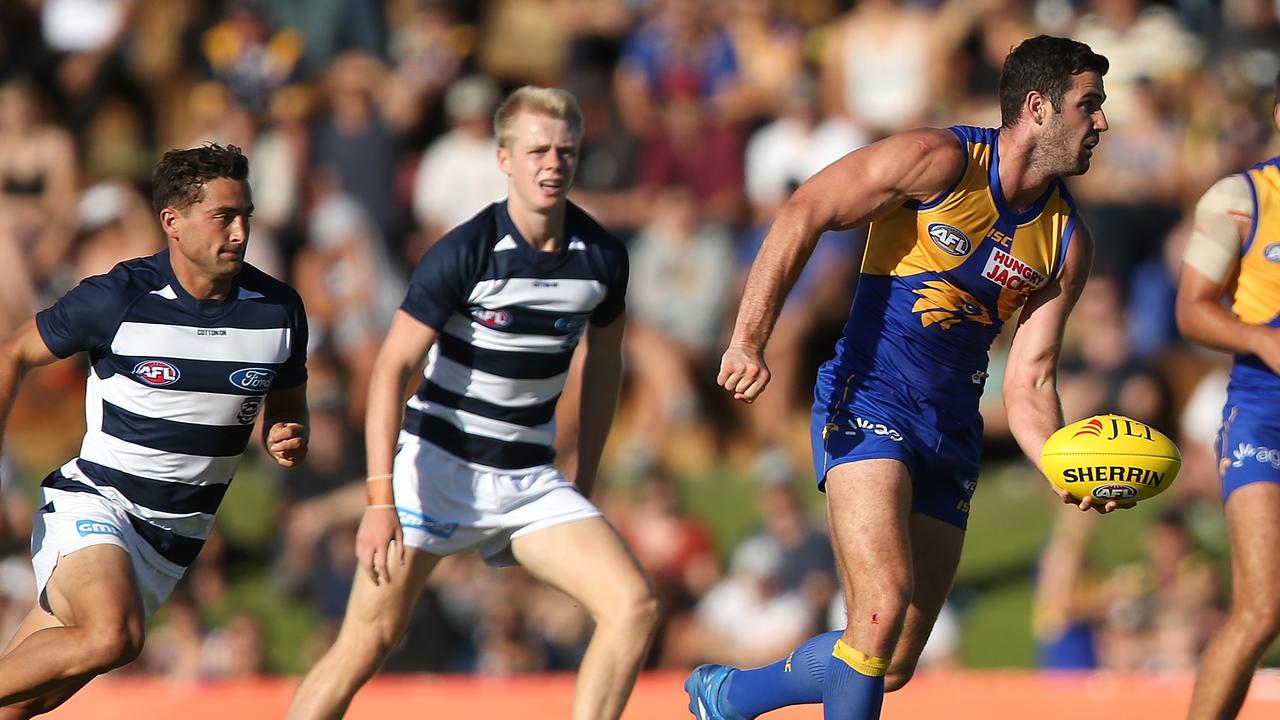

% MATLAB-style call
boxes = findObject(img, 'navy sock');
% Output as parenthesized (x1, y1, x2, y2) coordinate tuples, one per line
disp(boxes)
(723, 630, 841, 718)
(822, 641, 886, 720)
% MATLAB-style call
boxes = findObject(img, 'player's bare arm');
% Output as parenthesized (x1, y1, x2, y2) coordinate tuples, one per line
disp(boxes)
(721, 128, 969, 402)
(1002, 222, 1123, 512)
(261, 383, 309, 468)
(0, 320, 60, 455)
(575, 314, 625, 499)
(358, 310, 438, 585)
(1174, 175, 1278, 367)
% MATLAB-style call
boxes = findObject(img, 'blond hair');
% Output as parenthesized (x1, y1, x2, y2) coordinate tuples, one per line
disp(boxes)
(493, 86, 583, 149)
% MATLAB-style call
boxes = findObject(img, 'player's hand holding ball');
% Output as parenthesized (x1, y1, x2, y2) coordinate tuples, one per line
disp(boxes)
(1041, 414, 1182, 513)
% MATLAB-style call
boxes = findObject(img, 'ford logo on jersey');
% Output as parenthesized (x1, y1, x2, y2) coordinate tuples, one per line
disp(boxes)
(469, 306, 512, 328)
(229, 367, 277, 391)
(1264, 243, 1280, 263)
(927, 223, 971, 256)
(133, 360, 180, 386)
(554, 316, 587, 333)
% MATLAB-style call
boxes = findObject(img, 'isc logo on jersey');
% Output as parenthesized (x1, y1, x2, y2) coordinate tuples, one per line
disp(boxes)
(133, 360, 180, 386)
(927, 223, 971, 256)
(982, 248, 1046, 294)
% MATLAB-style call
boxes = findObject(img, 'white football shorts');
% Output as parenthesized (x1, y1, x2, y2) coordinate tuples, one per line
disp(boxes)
(392, 433, 602, 566)
(31, 486, 184, 619)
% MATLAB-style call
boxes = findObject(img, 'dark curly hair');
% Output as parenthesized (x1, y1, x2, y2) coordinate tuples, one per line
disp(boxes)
(151, 143, 249, 216)
(999, 35, 1110, 129)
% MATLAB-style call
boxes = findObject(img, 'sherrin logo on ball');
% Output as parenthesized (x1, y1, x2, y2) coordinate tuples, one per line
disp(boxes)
(1041, 414, 1181, 503)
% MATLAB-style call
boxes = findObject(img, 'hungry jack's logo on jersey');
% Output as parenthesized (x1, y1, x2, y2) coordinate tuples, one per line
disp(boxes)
(911, 280, 992, 330)
(982, 248, 1046, 294)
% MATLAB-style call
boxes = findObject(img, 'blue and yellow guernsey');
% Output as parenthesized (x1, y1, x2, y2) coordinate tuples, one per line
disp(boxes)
(1231, 158, 1280, 391)
(831, 125, 1076, 411)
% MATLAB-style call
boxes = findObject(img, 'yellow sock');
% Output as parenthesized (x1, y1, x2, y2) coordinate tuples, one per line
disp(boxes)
(832, 640, 889, 678)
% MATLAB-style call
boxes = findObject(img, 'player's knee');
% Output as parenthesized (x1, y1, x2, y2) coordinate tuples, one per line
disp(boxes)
(78, 620, 145, 673)
(1238, 599, 1280, 641)
(848, 583, 912, 626)
(339, 614, 406, 667)
(601, 585, 662, 638)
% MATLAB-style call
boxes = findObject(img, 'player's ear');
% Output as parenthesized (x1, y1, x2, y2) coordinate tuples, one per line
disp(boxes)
(159, 207, 182, 238)
(1027, 92, 1048, 125)
(496, 144, 512, 176)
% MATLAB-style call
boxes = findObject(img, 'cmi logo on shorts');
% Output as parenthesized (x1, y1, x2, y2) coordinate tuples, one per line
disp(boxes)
(397, 508, 459, 539)
(76, 519, 123, 538)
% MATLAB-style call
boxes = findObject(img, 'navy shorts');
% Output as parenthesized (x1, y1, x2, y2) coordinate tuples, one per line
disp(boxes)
(1216, 396, 1280, 500)
(809, 361, 983, 529)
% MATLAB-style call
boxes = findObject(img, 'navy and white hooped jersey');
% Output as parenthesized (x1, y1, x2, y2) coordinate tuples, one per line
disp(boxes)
(400, 200, 628, 471)
(35, 250, 307, 569)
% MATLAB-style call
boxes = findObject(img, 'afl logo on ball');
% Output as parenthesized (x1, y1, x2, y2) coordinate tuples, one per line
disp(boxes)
(133, 360, 180, 386)
(1093, 484, 1138, 500)
(927, 223, 971, 256)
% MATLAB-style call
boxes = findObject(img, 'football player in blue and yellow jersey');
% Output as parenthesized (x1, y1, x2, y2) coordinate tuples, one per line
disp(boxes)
(1179, 73, 1280, 720)
(685, 36, 1112, 720)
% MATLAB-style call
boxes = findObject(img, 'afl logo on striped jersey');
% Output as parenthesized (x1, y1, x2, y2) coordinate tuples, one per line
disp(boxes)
(469, 306, 512, 328)
(133, 360, 180, 386)
(927, 223, 971, 256)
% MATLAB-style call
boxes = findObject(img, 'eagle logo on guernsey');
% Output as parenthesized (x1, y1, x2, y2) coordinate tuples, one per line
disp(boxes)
(469, 306, 512, 329)
(133, 360, 180, 386)
(911, 281, 992, 330)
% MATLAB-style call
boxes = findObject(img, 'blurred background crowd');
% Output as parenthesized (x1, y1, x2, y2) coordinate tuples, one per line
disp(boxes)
(0, 0, 1277, 682)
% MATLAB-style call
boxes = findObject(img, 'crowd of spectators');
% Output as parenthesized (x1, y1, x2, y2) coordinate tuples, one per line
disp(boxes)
(0, 0, 1277, 679)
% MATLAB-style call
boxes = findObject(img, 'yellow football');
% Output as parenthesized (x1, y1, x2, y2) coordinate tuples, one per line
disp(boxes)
(1041, 414, 1181, 503)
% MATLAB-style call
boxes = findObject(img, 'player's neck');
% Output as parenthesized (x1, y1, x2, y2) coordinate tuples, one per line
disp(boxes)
(996, 127, 1058, 212)
(169, 253, 235, 301)
(508, 197, 567, 252)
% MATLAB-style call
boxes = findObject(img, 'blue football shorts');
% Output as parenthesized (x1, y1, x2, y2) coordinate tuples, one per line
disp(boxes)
(809, 361, 983, 529)
(1216, 394, 1280, 500)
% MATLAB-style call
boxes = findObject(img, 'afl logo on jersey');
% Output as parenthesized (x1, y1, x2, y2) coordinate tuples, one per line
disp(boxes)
(469, 306, 512, 329)
(1264, 243, 1280, 263)
(133, 360, 180, 386)
(229, 368, 277, 391)
(927, 223, 971, 257)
